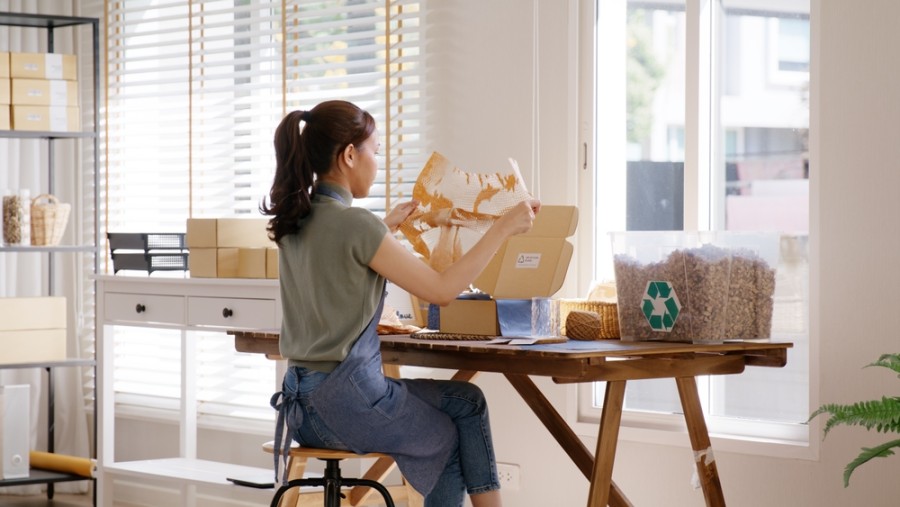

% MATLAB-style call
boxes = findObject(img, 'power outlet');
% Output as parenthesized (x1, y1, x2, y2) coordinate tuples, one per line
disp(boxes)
(497, 462, 520, 490)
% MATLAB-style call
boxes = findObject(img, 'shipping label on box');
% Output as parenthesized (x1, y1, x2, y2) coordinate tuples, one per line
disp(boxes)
(0, 52, 9, 78)
(10, 52, 77, 80)
(11, 78, 78, 106)
(11, 105, 79, 132)
(473, 205, 578, 299)
(0, 79, 9, 105)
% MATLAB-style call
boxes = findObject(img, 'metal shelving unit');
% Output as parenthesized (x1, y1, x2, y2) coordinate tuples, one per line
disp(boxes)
(0, 11, 100, 506)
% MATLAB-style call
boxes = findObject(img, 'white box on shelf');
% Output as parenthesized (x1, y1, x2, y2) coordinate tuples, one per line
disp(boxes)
(0, 384, 30, 479)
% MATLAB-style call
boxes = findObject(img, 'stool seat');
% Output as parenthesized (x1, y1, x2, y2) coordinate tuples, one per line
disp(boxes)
(263, 441, 390, 461)
(263, 441, 410, 507)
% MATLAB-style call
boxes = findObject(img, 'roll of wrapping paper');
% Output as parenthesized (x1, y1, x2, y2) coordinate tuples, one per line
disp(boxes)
(29, 451, 96, 478)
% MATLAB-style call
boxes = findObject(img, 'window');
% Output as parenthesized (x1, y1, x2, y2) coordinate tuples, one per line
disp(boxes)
(583, 0, 810, 454)
(103, 0, 423, 428)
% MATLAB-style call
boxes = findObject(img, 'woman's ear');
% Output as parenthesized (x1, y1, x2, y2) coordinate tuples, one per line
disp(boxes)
(340, 143, 356, 168)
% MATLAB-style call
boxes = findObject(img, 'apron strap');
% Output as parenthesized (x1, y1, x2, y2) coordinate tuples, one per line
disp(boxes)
(270, 389, 301, 484)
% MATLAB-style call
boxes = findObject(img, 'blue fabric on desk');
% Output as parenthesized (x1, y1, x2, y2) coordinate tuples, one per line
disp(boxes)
(497, 299, 532, 336)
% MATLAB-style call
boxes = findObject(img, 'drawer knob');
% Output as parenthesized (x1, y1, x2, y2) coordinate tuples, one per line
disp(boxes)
(135, 303, 146, 314)
(222, 307, 233, 318)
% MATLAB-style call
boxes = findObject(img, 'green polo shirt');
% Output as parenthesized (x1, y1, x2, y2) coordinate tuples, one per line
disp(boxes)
(278, 182, 388, 372)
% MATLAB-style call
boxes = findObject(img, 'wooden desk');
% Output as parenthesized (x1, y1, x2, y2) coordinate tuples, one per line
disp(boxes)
(233, 332, 791, 507)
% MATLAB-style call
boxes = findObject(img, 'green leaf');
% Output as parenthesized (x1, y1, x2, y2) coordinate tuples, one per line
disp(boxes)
(866, 353, 900, 377)
(843, 438, 900, 487)
(810, 397, 900, 436)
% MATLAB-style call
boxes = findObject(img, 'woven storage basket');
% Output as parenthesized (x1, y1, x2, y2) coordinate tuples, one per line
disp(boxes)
(30, 194, 71, 246)
(559, 299, 620, 339)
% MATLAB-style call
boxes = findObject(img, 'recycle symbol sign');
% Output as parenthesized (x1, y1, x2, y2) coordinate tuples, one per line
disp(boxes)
(641, 280, 682, 332)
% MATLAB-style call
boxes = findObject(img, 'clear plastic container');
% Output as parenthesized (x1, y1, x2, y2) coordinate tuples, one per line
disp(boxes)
(610, 231, 779, 343)
(2, 190, 25, 245)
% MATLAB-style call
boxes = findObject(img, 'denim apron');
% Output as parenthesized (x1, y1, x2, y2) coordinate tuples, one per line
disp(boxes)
(271, 187, 457, 496)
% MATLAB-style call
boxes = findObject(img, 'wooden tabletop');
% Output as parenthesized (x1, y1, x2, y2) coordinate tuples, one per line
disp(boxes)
(230, 330, 791, 383)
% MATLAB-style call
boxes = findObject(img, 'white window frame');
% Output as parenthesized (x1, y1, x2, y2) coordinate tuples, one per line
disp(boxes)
(574, 0, 816, 460)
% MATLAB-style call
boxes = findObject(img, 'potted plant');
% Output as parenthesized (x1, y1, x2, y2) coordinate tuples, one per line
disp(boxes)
(809, 353, 900, 486)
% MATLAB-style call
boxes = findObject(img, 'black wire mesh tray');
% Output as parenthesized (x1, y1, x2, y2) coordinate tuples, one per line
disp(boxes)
(107, 232, 188, 274)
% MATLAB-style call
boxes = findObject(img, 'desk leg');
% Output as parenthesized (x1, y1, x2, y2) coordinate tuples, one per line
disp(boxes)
(587, 380, 628, 507)
(504, 374, 631, 507)
(675, 377, 726, 507)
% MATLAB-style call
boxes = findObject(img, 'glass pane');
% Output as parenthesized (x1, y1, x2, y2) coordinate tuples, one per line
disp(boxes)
(712, 0, 810, 424)
(720, 4, 809, 234)
(617, 0, 687, 414)
(625, 3, 685, 232)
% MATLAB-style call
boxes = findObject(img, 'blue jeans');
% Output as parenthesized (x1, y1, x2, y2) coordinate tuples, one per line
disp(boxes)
(285, 367, 500, 507)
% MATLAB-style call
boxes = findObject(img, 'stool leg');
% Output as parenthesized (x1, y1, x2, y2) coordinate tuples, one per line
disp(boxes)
(323, 460, 343, 507)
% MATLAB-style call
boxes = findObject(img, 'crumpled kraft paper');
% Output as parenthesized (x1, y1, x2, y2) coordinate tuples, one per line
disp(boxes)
(399, 152, 532, 272)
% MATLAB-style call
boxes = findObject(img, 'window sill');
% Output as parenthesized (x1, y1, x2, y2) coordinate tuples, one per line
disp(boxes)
(573, 411, 817, 461)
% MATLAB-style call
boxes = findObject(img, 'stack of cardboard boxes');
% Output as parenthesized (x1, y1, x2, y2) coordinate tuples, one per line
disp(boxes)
(1, 51, 80, 131)
(0, 296, 67, 364)
(186, 218, 278, 279)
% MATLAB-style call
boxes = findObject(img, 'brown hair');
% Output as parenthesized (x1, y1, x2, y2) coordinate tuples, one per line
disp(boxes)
(261, 100, 376, 244)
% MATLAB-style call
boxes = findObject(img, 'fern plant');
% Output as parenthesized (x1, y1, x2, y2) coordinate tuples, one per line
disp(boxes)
(809, 353, 900, 486)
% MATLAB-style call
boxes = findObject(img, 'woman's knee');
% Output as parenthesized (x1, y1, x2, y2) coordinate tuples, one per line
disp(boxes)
(441, 381, 489, 414)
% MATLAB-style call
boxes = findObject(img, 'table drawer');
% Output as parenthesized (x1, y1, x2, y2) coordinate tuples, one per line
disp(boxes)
(104, 293, 186, 326)
(187, 297, 276, 330)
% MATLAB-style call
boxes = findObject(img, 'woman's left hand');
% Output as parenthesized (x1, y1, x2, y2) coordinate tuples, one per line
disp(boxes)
(384, 199, 420, 233)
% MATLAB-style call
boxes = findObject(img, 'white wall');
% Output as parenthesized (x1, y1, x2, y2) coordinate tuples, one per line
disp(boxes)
(108, 0, 900, 506)
(427, 0, 900, 506)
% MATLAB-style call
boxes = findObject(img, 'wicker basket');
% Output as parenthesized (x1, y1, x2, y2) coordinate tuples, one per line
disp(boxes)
(30, 194, 71, 246)
(559, 299, 620, 339)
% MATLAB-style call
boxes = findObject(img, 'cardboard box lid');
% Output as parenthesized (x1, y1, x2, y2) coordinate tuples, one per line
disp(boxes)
(0, 297, 66, 331)
(473, 205, 578, 299)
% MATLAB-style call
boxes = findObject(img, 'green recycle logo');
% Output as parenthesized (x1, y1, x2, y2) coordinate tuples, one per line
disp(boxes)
(641, 281, 681, 332)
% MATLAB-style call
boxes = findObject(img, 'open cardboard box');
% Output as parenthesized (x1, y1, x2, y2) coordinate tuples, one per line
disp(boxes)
(439, 205, 578, 335)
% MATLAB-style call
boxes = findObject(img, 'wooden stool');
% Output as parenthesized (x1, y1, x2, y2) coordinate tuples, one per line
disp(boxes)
(264, 441, 421, 507)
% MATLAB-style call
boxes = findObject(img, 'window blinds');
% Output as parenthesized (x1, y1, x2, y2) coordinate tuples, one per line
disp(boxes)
(104, 0, 424, 424)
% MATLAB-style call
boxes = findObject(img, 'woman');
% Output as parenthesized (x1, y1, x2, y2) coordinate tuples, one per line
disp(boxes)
(262, 100, 539, 507)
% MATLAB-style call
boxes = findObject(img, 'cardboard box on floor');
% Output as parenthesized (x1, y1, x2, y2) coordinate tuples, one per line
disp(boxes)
(439, 205, 578, 335)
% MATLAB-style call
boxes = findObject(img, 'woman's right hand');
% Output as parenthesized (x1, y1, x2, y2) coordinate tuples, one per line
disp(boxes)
(495, 199, 541, 237)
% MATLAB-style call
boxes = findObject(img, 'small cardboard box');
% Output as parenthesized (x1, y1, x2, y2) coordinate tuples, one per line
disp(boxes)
(439, 299, 499, 335)
(266, 248, 279, 279)
(188, 247, 217, 278)
(0, 52, 9, 78)
(186, 218, 272, 248)
(217, 248, 267, 278)
(11, 105, 79, 132)
(0, 297, 67, 364)
(439, 205, 578, 335)
(0, 106, 9, 130)
(0, 79, 9, 104)
(11, 78, 78, 106)
(9, 52, 77, 80)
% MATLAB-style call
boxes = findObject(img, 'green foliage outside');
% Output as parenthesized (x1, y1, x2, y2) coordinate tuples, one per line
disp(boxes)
(626, 9, 666, 146)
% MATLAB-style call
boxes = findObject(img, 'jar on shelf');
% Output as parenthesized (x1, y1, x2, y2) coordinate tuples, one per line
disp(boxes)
(2, 190, 25, 245)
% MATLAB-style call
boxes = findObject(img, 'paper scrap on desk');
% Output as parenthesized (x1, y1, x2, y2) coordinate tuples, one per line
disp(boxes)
(487, 337, 561, 346)
(399, 152, 532, 273)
